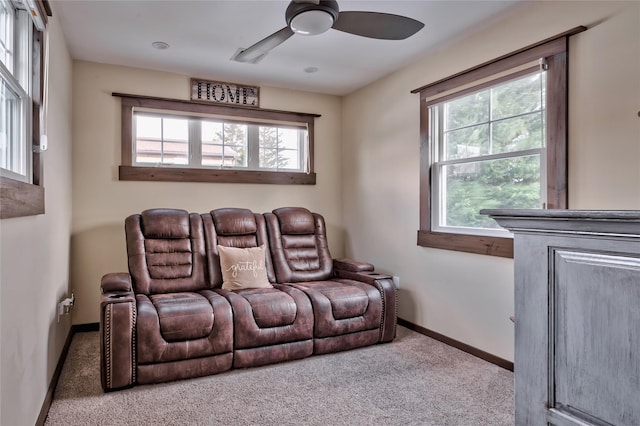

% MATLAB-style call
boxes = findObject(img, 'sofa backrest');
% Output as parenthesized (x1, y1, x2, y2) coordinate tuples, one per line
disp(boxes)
(265, 207, 333, 283)
(125, 209, 208, 295)
(202, 208, 276, 287)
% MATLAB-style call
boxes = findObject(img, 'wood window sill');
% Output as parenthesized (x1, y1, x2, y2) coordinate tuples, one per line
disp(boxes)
(417, 230, 513, 258)
(0, 176, 45, 219)
(119, 165, 316, 185)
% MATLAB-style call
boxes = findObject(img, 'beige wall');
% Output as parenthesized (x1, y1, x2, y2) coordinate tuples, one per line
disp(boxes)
(0, 10, 74, 426)
(341, 0, 640, 361)
(70, 62, 343, 324)
(569, 4, 640, 208)
(2, 4, 636, 423)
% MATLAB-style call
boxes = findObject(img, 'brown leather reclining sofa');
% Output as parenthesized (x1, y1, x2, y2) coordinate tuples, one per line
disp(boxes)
(100, 206, 397, 391)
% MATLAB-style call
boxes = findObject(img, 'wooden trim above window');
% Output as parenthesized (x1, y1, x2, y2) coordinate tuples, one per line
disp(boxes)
(39, 0, 53, 17)
(113, 93, 321, 121)
(114, 93, 319, 185)
(411, 26, 586, 96)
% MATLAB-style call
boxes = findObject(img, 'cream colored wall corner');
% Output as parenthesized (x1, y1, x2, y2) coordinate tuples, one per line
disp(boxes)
(341, 1, 640, 361)
(70, 62, 343, 325)
(569, 4, 640, 208)
(0, 9, 74, 426)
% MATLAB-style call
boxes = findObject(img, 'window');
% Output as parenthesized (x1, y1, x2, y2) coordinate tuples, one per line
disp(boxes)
(413, 28, 585, 257)
(117, 94, 318, 185)
(430, 69, 546, 237)
(132, 113, 308, 172)
(0, 0, 50, 219)
(0, 0, 32, 183)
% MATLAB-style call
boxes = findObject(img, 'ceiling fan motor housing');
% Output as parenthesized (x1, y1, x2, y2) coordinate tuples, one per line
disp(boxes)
(286, 0, 339, 35)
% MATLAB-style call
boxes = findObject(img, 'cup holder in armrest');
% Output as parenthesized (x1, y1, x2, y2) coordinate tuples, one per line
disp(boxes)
(108, 294, 127, 299)
(362, 272, 390, 279)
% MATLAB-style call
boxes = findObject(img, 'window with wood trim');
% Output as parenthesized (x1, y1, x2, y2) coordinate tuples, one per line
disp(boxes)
(0, 0, 50, 219)
(413, 28, 585, 258)
(116, 94, 319, 185)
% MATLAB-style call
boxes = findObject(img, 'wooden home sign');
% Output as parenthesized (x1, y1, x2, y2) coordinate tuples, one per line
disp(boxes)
(190, 78, 259, 107)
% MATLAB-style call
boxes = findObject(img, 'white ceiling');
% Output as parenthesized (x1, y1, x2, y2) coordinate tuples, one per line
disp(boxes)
(54, 0, 529, 96)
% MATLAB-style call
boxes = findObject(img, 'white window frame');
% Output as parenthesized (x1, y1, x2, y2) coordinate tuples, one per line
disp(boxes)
(429, 68, 547, 238)
(131, 110, 309, 173)
(257, 124, 307, 172)
(0, 2, 32, 183)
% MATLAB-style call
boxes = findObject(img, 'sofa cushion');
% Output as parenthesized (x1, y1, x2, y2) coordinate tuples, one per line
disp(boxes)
(296, 280, 369, 319)
(218, 245, 273, 290)
(223, 284, 314, 351)
(149, 292, 214, 342)
(212, 208, 257, 236)
(144, 238, 193, 279)
(265, 208, 333, 283)
(234, 288, 298, 328)
(135, 291, 234, 366)
(126, 210, 208, 295)
(292, 279, 383, 338)
(274, 207, 316, 235)
(212, 208, 260, 248)
(141, 209, 190, 239)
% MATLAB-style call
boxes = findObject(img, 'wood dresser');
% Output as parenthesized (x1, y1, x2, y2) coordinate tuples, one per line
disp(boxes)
(482, 209, 640, 426)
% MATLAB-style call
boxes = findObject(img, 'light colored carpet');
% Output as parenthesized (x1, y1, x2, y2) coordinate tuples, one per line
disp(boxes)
(45, 326, 514, 425)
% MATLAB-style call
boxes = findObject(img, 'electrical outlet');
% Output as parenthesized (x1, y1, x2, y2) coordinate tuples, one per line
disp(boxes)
(392, 276, 400, 289)
(57, 292, 75, 323)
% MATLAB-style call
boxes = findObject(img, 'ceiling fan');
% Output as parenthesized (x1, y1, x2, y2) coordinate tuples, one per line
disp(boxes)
(231, 0, 425, 63)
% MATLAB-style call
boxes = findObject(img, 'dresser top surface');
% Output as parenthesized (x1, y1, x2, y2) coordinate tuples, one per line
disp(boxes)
(481, 209, 640, 235)
(481, 209, 640, 220)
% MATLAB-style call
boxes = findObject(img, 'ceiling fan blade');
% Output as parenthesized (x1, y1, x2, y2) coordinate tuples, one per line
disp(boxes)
(332, 11, 424, 40)
(232, 26, 295, 63)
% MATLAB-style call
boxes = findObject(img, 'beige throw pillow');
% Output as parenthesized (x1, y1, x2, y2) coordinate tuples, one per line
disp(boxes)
(218, 245, 273, 290)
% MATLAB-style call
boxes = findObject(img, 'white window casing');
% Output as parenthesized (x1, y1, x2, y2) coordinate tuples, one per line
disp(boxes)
(132, 109, 309, 174)
(428, 67, 547, 238)
(0, 2, 32, 183)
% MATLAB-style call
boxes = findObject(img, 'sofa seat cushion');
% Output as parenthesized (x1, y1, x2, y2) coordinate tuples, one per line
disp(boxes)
(223, 284, 314, 349)
(136, 291, 233, 365)
(327, 282, 369, 319)
(150, 293, 214, 342)
(294, 280, 369, 319)
(291, 279, 383, 339)
(235, 288, 297, 328)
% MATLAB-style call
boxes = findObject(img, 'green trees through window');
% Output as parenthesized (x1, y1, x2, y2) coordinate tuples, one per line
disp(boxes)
(433, 71, 546, 230)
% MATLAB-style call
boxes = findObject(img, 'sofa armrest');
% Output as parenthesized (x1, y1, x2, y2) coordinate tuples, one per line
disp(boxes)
(334, 264, 397, 343)
(333, 258, 375, 273)
(101, 272, 132, 293)
(334, 269, 391, 285)
(100, 279, 136, 391)
(334, 258, 391, 285)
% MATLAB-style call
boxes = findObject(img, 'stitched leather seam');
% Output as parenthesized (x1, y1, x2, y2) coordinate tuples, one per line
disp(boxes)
(131, 303, 137, 384)
(375, 280, 385, 341)
(105, 304, 112, 389)
(393, 287, 398, 338)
